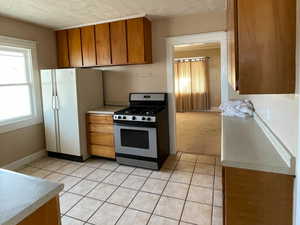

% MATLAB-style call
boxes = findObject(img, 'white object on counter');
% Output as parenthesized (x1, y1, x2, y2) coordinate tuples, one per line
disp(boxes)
(221, 116, 295, 175)
(219, 99, 254, 118)
(87, 105, 127, 115)
(0, 169, 63, 225)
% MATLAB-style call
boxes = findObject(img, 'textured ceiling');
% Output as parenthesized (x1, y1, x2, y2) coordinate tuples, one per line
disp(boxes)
(175, 43, 220, 52)
(0, 0, 226, 29)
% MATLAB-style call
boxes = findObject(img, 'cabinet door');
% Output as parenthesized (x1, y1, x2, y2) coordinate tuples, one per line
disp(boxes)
(237, 0, 296, 94)
(227, 0, 238, 91)
(56, 30, 70, 68)
(127, 17, 152, 64)
(95, 23, 112, 65)
(68, 28, 83, 67)
(56, 69, 81, 156)
(40, 70, 57, 153)
(81, 25, 96, 67)
(110, 21, 127, 65)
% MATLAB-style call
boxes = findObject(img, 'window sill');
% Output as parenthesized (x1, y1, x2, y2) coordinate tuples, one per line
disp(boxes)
(0, 116, 43, 134)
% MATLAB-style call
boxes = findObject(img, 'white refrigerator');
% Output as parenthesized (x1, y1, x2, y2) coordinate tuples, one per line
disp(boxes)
(40, 68, 103, 161)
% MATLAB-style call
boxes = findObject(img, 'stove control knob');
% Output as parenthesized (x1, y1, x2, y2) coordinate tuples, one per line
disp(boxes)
(142, 117, 146, 120)
(117, 116, 122, 119)
(147, 117, 151, 121)
(132, 116, 136, 120)
(123, 116, 127, 119)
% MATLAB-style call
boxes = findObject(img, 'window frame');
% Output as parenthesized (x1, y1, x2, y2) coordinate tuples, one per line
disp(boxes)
(0, 35, 42, 134)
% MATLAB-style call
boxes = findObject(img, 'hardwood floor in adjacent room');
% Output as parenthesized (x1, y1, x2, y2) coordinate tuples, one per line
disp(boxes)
(176, 112, 221, 156)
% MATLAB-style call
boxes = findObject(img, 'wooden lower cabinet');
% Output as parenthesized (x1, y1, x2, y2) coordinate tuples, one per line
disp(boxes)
(18, 196, 60, 225)
(87, 114, 115, 159)
(223, 167, 294, 225)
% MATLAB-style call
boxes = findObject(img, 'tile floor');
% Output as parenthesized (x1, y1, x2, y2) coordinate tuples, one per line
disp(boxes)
(16, 152, 223, 225)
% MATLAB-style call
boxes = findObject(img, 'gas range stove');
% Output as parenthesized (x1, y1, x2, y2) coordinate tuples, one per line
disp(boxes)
(113, 93, 170, 170)
(113, 106, 163, 122)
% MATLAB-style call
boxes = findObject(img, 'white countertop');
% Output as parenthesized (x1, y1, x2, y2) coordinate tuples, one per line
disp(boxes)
(87, 105, 127, 115)
(221, 116, 295, 175)
(0, 169, 63, 225)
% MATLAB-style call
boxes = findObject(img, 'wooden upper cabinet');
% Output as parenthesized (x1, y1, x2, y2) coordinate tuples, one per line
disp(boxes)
(67, 28, 83, 67)
(110, 21, 127, 65)
(81, 26, 96, 67)
(95, 23, 112, 65)
(55, 17, 152, 68)
(127, 17, 152, 64)
(228, 0, 296, 94)
(56, 30, 69, 68)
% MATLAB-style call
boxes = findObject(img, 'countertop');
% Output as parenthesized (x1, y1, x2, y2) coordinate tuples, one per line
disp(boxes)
(221, 116, 295, 175)
(87, 105, 127, 115)
(0, 169, 63, 225)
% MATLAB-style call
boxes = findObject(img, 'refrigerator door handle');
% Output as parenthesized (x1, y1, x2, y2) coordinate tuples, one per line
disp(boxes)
(52, 95, 56, 110)
(55, 95, 60, 110)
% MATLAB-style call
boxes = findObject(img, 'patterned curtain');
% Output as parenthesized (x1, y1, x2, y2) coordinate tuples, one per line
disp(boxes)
(174, 59, 210, 112)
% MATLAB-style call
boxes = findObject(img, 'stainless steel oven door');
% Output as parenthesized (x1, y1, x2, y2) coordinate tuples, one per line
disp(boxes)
(114, 124, 157, 158)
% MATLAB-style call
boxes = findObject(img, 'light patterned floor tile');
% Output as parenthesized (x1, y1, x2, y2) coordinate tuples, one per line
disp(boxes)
(116, 208, 150, 225)
(150, 169, 172, 180)
(170, 171, 192, 184)
(88, 202, 125, 225)
(72, 166, 96, 178)
(60, 192, 82, 214)
(61, 215, 84, 225)
(60, 175, 82, 191)
(66, 197, 103, 221)
(214, 176, 222, 190)
(175, 161, 195, 173)
(45, 172, 65, 183)
(194, 163, 215, 176)
(142, 178, 167, 194)
(69, 179, 98, 195)
(180, 153, 198, 162)
(129, 191, 160, 213)
(107, 187, 137, 207)
(154, 196, 185, 220)
(99, 161, 119, 171)
(212, 206, 223, 225)
(87, 182, 118, 201)
(187, 185, 213, 205)
(86, 168, 111, 182)
(57, 163, 82, 175)
(115, 165, 135, 174)
(31, 169, 51, 178)
(182, 201, 212, 225)
(121, 175, 147, 190)
(84, 158, 105, 168)
(191, 174, 214, 188)
(213, 190, 223, 207)
(148, 215, 178, 225)
(197, 155, 215, 165)
(132, 168, 153, 177)
(163, 182, 189, 199)
(103, 172, 128, 185)
(214, 166, 222, 177)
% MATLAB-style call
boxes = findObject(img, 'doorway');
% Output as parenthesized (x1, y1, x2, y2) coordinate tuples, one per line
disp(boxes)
(166, 32, 228, 155)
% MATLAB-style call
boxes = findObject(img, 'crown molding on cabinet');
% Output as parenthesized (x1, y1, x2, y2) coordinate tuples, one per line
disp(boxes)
(55, 13, 148, 30)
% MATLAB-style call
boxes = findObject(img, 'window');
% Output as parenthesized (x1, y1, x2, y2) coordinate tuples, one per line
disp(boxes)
(0, 36, 42, 133)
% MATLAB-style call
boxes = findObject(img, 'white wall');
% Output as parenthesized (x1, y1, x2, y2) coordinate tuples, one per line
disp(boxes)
(101, 11, 226, 105)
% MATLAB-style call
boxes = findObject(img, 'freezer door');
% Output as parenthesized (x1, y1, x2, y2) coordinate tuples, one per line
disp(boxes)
(41, 70, 58, 152)
(55, 69, 81, 156)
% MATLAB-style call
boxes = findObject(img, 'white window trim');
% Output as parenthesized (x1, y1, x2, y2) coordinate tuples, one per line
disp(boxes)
(0, 35, 43, 134)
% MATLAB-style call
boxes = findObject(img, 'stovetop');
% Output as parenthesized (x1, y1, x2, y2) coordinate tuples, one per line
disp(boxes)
(114, 106, 165, 122)
(115, 106, 164, 116)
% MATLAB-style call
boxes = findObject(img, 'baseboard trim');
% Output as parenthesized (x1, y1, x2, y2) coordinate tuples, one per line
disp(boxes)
(2, 150, 46, 170)
(254, 113, 296, 174)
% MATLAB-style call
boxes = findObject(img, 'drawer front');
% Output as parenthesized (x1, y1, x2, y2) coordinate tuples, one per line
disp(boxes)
(89, 145, 115, 159)
(87, 114, 113, 125)
(88, 124, 114, 133)
(89, 132, 114, 146)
